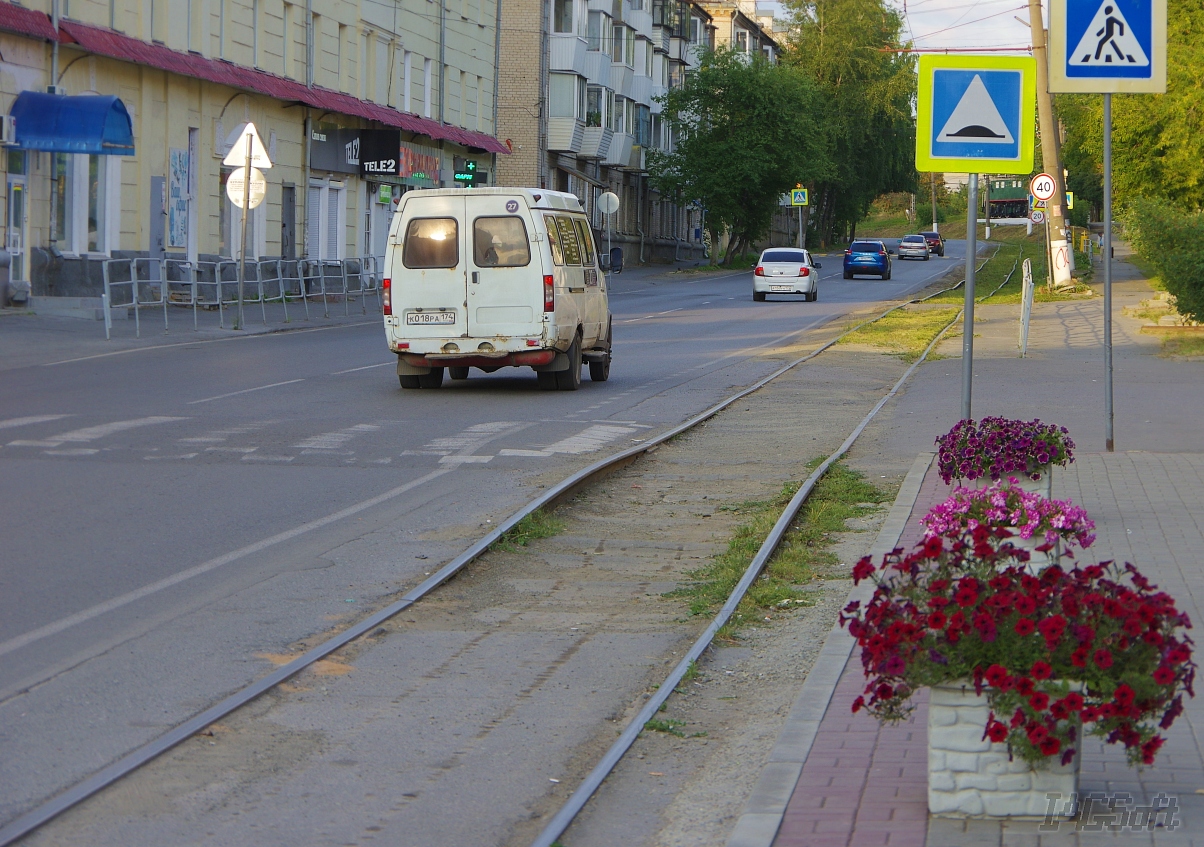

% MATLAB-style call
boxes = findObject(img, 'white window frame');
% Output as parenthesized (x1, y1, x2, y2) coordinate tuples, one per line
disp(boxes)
(59, 153, 120, 256)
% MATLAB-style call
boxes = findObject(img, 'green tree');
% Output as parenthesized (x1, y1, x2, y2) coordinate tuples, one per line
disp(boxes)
(783, 0, 917, 244)
(648, 47, 829, 264)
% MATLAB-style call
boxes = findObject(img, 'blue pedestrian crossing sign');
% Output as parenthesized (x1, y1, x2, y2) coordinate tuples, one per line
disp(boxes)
(1050, 0, 1166, 92)
(791, 188, 809, 206)
(915, 55, 1036, 175)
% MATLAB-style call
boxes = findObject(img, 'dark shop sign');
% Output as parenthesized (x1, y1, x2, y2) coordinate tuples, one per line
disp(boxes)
(309, 128, 403, 176)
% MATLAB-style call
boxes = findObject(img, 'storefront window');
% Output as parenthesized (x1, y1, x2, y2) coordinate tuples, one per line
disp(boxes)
(88, 155, 106, 253)
(52, 154, 71, 246)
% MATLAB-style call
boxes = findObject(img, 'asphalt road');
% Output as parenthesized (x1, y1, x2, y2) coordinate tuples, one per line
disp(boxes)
(0, 242, 969, 833)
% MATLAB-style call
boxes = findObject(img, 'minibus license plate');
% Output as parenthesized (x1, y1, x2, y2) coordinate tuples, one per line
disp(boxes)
(407, 312, 455, 325)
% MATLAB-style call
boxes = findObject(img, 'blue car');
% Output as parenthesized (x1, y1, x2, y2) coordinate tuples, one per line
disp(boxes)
(843, 240, 892, 280)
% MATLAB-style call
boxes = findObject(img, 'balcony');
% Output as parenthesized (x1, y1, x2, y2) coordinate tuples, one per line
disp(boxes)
(603, 132, 634, 168)
(630, 74, 653, 105)
(610, 62, 635, 98)
(580, 125, 614, 160)
(547, 117, 585, 153)
(584, 50, 612, 86)
(549, 34, 589, 75)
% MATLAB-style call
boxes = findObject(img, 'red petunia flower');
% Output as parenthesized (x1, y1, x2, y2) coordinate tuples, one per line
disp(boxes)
(1153, 665, 1176, 685)
(1027, 724, 1049, 743)
(1030, 660, 1053, 680)
(1015, 595, 1037, 615)
(1039, 736, 1062, 756)
(1029, 692, 1050, 710)
(1014, 617, 1036, 636)
(1063, 692, 1085, 712)
(1016, 677, 1035, 696)
(986, 721, 1008, 742)
(984, 664, 1010, 687)
(928, 611, 948, 629)
(1114, 684, 1136, 706)
(1094, 648, 1114, 669)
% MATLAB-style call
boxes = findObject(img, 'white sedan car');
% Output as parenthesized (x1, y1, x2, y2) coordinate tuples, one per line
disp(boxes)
(752, 248, 822, 302)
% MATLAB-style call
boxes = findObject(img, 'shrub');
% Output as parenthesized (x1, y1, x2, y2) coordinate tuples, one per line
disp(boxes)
(1125, 198, 1204, 324)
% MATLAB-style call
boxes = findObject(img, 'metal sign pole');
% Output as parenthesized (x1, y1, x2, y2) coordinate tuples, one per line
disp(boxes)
(1104, 93, 1114, 451)
(237, 134, 251, 329)
(961, 173, 978, 421)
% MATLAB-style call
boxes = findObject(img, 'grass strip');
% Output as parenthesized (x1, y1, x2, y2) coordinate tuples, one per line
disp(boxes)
(670, 461, 886, 640)
(491, 509, 565, 552)
(836, 305, 961, 362)
(1161, 335, 1204, 358)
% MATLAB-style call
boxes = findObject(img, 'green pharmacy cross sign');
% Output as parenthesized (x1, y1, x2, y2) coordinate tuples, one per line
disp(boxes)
(454, 159, 479, 186)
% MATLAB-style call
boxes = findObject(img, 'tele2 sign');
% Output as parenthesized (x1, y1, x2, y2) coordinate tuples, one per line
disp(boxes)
(1050, 0, 1166, 92)
(915, 55, 1037, 175)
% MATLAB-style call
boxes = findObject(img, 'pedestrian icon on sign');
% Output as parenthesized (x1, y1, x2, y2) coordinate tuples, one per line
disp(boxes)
(1071, 0, 1149, 67)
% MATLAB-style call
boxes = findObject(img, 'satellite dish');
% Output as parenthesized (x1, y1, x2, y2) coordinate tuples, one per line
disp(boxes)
(598, 192, 620, 215)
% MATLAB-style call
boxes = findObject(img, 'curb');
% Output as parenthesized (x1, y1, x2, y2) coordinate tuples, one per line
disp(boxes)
(725, 451, 936, 847)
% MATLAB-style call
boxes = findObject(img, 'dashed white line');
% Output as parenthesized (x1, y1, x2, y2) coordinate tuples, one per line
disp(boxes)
(187, 380, 304, 405)
(331, 362, 394, 375)
(0, 415, 73, 430)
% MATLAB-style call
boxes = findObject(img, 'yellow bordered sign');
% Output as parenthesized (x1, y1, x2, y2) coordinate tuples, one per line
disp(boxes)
(1049, 0, 1166, 93)
(791, 188, 809, 206)
(915, 54, 1037, 175)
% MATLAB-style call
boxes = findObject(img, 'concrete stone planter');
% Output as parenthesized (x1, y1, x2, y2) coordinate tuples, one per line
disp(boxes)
(928, 681, 1080, 818)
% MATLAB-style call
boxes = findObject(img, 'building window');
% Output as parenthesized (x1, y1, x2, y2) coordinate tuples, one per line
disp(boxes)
(734, 29, 748, 52)
(52, 154, 72, 246)
(611, 25, 625, 63)
(689, 16, 699, 43)
(586, 85, 604, 127)
(625, 27, 636, 68)
(587, 11, 611, 51)
(549, 73, 584, 119)
(611, 96, 625, 133)
(553, 0, 573, 33)
(403, 51, 413, 112)
(423, 58, 433, 118)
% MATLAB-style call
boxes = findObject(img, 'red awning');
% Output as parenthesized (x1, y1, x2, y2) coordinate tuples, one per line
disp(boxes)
(52, 18, 508, 154)
(0, 2, 56, 41)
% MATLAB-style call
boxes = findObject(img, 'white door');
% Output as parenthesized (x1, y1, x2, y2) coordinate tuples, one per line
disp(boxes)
(467, 195, 541, 339)
(392, 194, 467, 339)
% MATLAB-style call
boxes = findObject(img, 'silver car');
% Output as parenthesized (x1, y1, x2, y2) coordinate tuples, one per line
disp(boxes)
(752, 248, 822, 302)
(897, 234, 931, 260)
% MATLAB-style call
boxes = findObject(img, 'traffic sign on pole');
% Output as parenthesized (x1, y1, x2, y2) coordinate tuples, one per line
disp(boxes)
(225, 167, 267, 209)
(222, 123, 273, 169)
(1030, 172, 1057, 201)
(1049, 0, 1166, 93)
(915, 54, 1037, 174)
(790, 188, 809, 206)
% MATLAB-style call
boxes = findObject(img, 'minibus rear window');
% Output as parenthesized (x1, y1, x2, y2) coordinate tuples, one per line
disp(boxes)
(403, 218, 459, 268)
(473, 216, 531, 267)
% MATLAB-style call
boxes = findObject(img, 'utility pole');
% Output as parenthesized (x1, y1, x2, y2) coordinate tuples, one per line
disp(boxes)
(1027, 0, 1072, 287)
(931, 172, 939, 233)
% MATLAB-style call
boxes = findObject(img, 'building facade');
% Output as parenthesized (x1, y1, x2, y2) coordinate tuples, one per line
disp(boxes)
(0, 0, 507, 297)
(498, 0, 782, 263)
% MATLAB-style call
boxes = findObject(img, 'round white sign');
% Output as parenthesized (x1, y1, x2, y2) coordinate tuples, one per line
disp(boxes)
(1029, 173, 1056, 202)
(1030, 209, 1046, 225)
(598, 191, 620, 215)
(226, 167, 267, 209)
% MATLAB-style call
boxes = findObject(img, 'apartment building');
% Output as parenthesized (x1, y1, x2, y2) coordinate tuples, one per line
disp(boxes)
(0, 0, 506, 297)
(698, 0, 778, 62)
(497, 0, 734, 263)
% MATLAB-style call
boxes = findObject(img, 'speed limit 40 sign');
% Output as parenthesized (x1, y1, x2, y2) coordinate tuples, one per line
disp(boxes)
(1030, 173, 1057, 202)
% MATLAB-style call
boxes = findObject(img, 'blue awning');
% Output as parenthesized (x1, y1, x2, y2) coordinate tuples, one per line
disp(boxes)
(10, 92, 135, 155)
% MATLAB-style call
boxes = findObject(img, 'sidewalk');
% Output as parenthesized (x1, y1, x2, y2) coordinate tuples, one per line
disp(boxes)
(733, 254, 1204, 846)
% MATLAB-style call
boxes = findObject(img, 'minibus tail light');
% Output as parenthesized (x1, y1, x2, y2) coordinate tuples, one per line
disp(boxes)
(543, 275, 555, 312)
(383, 278, 392, 315)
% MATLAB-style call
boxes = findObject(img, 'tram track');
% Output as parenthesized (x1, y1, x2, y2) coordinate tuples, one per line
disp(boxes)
(0, 249, 1013, 846)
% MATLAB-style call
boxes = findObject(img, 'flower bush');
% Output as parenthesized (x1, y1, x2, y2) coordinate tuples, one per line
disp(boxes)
(936, 417, 1075, 484)
(842, 529, 1195, 768)
(922, 481, 1097, 553)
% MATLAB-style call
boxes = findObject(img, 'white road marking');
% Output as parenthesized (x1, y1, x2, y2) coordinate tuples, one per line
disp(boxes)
(409, 421, 526, 456)
(0, 415, 73, 430)
(294, 423, 380, 450)
(43, 321, 379, 366)
(0, 465, 457, 659)
(206, 446, 258, 454)
(188, 379, 304, 405)
(541, 424, 638, 454)
(44, 449, 99, 456)
(9, 416, 186, 448)
(144, 453, 198, 461)
(439, 455, 493, 464)
(332, 362, 394, 375)
(621, 307, 684, 324)
(242, 455, 295, 463)
(498, 448, 552, 457)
